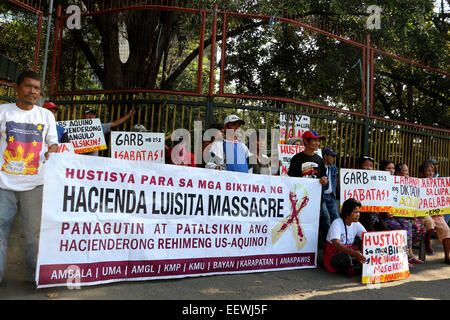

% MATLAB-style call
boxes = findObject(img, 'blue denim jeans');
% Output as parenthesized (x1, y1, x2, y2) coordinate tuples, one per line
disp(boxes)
(320, 193, 339, 239)
(0, 185, 43, 283)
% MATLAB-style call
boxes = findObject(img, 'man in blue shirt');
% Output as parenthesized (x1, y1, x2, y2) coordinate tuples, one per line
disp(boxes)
(320, 147, 339, 241)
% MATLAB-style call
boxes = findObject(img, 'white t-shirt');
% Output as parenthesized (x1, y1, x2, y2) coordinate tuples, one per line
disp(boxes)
(326, 218, 366, 245)
(0, 103, 58, 191)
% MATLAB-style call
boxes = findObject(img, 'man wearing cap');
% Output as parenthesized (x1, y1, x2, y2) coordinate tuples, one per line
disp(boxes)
(42, 102, 70, 143)
(205, 114, 249, 172)
(82, 106, 135, 156)
(0, 71, 59, 283)
(321, 148, 339, 239)
(288, 130, 328, 185)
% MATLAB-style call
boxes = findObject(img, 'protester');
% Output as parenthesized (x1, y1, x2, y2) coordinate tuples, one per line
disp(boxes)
(287, 130, 327, 186)
(323, 198, 366, 277)
(205, 115, 249, 173)
(379, 159, 394, 175)
(419, 162, 450, 264)
(200, 123, 223, 168)
(82, 106, 135, 156)
(355, 155, 389, 232)
(132, 124, 147, 132)
(394, 163, 409, 177)
(0, 71, 59, 283)
(320, 148, 339, 241)
(382, 160, 426, 264)
(248, 130, 271, 175)
(167, 135, 196, 167)
(42, 101, 70, 143)
(426, 158, 440, 177)
(286, 137, 303, 146)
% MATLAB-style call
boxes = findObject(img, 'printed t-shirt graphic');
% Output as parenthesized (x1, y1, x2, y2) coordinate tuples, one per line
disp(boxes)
(2, 121, 44, 175)
(301, 161, 319, 178)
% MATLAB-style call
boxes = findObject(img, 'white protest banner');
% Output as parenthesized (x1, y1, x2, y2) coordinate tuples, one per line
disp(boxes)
(36, 154, 322, 288)
(110, 132, 165, 162)
(340, 169, 392, 212)
(278, 144, 305, 176)
(362, 230, 409, 284)
(279, 113, 310, 144)
(57, 119, 106, 154)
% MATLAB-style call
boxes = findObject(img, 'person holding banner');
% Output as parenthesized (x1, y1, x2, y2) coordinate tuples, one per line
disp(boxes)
(419, 162, 450, 264)
(324, 198, 366, 277)
(355, 155, 389, 232)
(248, 131, 271, 175)
(382, 160, 425, 264)
(0, 71, 59, 283)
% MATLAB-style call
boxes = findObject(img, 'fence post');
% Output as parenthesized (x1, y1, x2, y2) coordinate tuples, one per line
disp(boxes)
(363, 34, 372, 156)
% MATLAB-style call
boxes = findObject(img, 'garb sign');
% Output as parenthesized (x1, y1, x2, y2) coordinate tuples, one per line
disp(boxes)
(57, 119, 106, 154)
(36, 154, 322, 288)
(340, 169, 391, 212)
(111, 132, 165, 162)
(340, 169, 450, 217)
(362, 230, 409, 284)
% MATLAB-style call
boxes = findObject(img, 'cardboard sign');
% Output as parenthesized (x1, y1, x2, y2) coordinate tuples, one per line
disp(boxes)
(341, 169, 449, 217)
(278, 144, 305, 176)
(110, 132, 165, 162)
(36, 153, 322, 288)
(340, 169, 392, 212)
(362, 230, 409, 284)
(57, 119, 106, 154)
(279, 113, 310, 144)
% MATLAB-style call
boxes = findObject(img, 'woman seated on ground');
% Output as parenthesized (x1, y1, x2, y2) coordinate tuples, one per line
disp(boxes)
(419, 161, 450, 264)
(323, 198, 366, 277)
(381, 161, 426, 264)
(356, 155, 389, 232)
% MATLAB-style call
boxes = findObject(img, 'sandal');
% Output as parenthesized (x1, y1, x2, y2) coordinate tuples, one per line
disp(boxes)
(408, 257, 424, 264)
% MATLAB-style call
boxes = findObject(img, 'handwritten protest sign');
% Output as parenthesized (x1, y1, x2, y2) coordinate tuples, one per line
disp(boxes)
(111, 132, 165, 162)
(417, 177, 450, 217)
(57, 119, 106, 154)
(341, 169, 449, 217)
(278, 144, 305, 176)
(36, 153, 322, 288)
(279, 113, 310, 144)
(340, 169, 392, 212)
(390, 176, 421, 217)
(362, 230, 409, 284)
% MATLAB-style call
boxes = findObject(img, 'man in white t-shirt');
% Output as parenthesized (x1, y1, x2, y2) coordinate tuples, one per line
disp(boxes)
(324, 198, 367, 276)
(0, 71, 58, 283)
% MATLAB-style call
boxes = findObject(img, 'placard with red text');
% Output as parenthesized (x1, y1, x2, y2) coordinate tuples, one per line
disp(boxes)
(57, 119, 106, 154)
(362, 230, 409, 284)
(110, 131, 165, 162)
